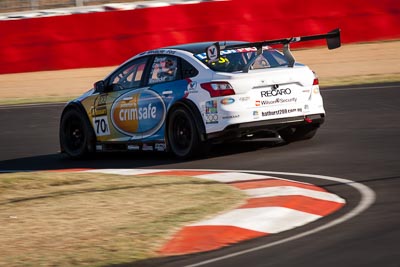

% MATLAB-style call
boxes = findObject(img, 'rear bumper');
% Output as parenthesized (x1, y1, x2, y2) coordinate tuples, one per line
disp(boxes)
(206, 114, 325, 141)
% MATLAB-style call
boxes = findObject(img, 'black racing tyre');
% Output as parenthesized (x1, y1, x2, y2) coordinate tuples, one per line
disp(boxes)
(279, 124, 319, 143)
(59, 108, 95, 158)
(167, 107, 201, 159)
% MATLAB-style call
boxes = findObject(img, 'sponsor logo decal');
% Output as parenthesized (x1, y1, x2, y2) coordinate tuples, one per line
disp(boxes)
(127, 144, 140, 151)
(206, 114, 218, 124)
(140, 49, 176, 56)
(142, 144, 154, 151)
(222, 114, 240, 119)
(261, 88, 292, 97)
(206, 44, 220, 62)
(253, 111, 259, 119)
(205, 100, 218, 124)
(155, 143, 166, 152)
(262, 108, 303, 117)
(220, 97, 235, 105)
(255, 97, 297, 106)
(98, 95, 107, 105)
(92, 107, 107, 116)
(195, 47, 258, 60)
(239, 96, 250, 102)
(205, 100, 218, 114)
(91, 95, 108, 117)
(187, 81, 198, 93)
(111, 90, 166, 139)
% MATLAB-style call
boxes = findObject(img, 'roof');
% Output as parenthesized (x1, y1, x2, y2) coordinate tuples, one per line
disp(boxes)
(164, 41, 246, 54)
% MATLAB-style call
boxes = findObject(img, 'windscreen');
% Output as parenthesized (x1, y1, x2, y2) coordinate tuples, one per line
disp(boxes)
(195, 47, 288, 73)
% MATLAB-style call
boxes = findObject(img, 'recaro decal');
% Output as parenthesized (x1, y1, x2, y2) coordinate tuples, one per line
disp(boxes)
(261, 88, 292, 97)
(111, 89, 166, 139)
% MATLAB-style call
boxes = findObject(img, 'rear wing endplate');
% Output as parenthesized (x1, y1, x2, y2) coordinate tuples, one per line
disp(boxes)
(206, 28, 341, 69)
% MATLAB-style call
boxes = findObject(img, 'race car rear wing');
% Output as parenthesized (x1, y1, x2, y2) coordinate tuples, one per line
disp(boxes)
(206, 28, 341, 71)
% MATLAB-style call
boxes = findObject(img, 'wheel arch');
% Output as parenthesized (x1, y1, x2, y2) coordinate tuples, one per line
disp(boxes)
(59, 101, 96, 153)
(166, 99, 206, 144)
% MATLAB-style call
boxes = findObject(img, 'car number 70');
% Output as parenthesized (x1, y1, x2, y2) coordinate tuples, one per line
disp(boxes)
(93, 116, 110, 136)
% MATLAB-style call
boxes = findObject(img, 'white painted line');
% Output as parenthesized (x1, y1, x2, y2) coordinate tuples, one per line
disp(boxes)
(183, 170, 375, 267)
(194, 172, 275, 183)
(244, 186, 345, 203)
(191, 207, 321, 234)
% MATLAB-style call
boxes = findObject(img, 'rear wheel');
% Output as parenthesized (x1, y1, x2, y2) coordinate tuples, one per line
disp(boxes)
(167, 107, 201, 159)
(279, 124, 319, 143)
(60, 108, 94, 158)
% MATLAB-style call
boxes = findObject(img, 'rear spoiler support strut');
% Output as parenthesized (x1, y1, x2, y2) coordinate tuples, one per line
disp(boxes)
(283, 43, 296, 68)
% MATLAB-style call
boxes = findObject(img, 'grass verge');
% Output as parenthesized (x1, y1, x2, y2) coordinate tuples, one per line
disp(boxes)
(0, 171, 245, 267)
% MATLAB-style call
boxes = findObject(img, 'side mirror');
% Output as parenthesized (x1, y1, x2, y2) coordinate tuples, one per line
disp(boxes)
(94, 80, 107, 93)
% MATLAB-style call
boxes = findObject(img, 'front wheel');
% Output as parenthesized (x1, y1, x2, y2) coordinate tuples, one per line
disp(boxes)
(279, 124, 319, 143)
(167, 107, 201, 159)
(59, 108, 95, 158)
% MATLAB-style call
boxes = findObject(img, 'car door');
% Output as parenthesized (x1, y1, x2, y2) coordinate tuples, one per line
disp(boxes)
(140, 54, 192, 143)
(90, 56, 150, 142)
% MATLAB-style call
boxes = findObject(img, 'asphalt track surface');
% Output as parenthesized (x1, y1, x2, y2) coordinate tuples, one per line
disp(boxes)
(0, 82, 399, 266)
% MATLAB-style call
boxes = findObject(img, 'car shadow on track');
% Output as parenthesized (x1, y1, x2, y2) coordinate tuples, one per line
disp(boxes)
(0, 139, 284, 172)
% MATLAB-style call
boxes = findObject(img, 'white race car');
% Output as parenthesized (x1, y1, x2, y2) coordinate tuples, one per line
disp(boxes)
(59, 29, 341, 158)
